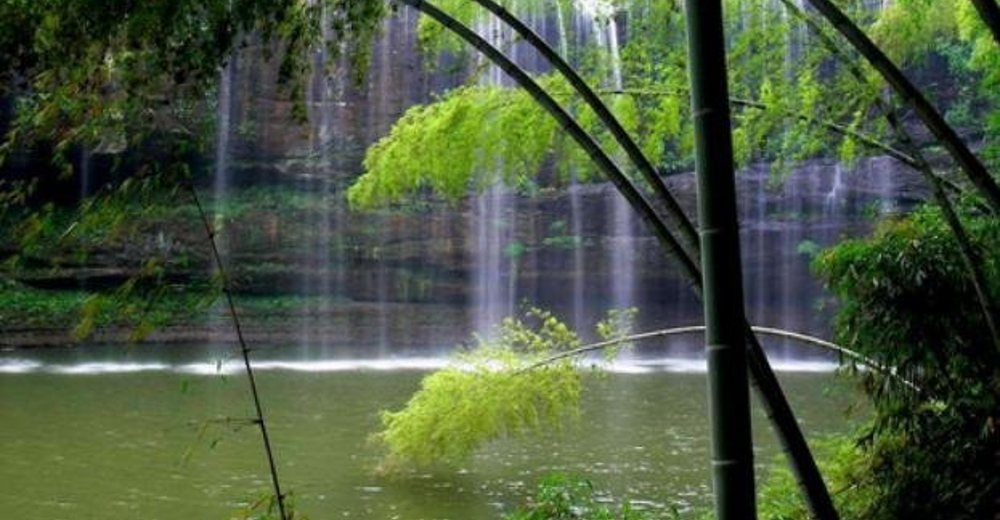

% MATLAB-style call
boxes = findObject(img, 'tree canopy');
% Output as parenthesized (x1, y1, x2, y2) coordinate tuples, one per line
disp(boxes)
(0, 0, 386, 176)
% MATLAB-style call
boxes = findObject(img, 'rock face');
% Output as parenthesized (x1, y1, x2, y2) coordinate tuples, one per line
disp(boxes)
(219, 7, 452, 186)
(196, 7, 930, 348)
(178, 154, 922, 352)
(2, 7, 931, 352)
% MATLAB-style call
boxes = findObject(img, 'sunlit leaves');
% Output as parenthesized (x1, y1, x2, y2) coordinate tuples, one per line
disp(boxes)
(870, 0, 959, 64)
(348, 79, 563, 208)
(350, 0, 957, 207)
(374, 308, 584, 468)
(373, 306, 643, 469)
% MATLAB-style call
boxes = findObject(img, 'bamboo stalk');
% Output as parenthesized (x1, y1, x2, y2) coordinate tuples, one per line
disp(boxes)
(970, 0, 1000, 45)
(684, 0, 757, 516)
(396, 0, 702, 285)
(523, 324, 921, 392)
(186, 184, 288, 520)
(403, 3, 839, 519)
(468, 0, 700, 257)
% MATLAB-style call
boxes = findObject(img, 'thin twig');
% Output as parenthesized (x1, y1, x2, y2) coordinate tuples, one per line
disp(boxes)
(522, 324, 920, 392)
(185, 182, 288, 520)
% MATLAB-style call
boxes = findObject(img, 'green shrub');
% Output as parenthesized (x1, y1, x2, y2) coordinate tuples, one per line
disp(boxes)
(373, 307, 638, 470)
(814, 205, 1000, 520)
(756, 434, 874, 520)
(504, 473, 654, 520)
(374, 308, 584, 469)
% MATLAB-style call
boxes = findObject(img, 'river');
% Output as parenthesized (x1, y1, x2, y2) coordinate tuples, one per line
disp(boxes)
(0, 344, 856, 520)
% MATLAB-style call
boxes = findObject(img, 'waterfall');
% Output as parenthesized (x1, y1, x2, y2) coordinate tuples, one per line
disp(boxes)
(569, 175, 587, 331)
(376, 213, 392, 357)
(590, 0, 633, 313)
(740, 167, 769, 337)
(213, 58, 235, 225)
(605, 13, 623, 90)
(372, 14, 397, 356)
(473, 182, 517, 335)
(222, 3, 900, 358)
(10, 3, 928, 362)
(554, 0, 570, 57)
(298, 42, 322, 352)
(208, 56, 236, 345)
(824, 164, 844, 213)
(877, 163, 898, 214)
(608, 191, 635, 311)
(299, 3, 348, 352)
(464, 0, 635, 337)
(78, 147, 91, 198)
(777, 171, 803, 357)
(471, 3, 521, 336)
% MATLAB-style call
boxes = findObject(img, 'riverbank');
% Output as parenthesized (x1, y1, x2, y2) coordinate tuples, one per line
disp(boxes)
(0, 280, 471, 350)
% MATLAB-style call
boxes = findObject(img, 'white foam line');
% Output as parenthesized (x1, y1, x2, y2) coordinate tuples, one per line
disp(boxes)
(768, 360, 840, 373)
(242, 358, 451, 372)
(175, 363, 242, 376)
(49, 362, 172, 374)
(0, 357, 839, 375)
(0, 359, 43, 374)
(177, 358, 453, 375)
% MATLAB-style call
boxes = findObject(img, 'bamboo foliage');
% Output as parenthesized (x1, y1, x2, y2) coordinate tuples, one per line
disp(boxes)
(392, 0, 700, 284)
(390, 3, 842, 520)
(468, 0, 700, 258)
(779, 0, 1000, 369)
(186, 184, 288, 520)
(805, 0, 1000, 214)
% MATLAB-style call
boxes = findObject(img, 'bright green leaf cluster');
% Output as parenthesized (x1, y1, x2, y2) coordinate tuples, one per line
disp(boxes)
(348, 78, 564, 208)
(353, 0, 973, 206)
(374, 307, 618, 469)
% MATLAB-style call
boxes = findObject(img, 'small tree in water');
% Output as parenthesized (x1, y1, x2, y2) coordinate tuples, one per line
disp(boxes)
(374, 307, 636, 469)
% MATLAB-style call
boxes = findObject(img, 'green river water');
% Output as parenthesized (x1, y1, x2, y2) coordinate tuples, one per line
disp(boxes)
(0, 346, 857, 520)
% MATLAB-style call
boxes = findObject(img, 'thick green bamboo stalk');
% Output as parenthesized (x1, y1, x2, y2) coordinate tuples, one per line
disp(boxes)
(805, 0, 1000, 214)
(970, 0, 1000, 45)
(683, 1, 756, 519)
(468, 0, 700, 257)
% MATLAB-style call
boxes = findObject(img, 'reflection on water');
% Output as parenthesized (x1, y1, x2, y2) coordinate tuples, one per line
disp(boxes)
(0, 345, 857, 520)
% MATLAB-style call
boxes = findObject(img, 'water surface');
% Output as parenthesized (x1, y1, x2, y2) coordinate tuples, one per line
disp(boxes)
(0, 345, 858, 520)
